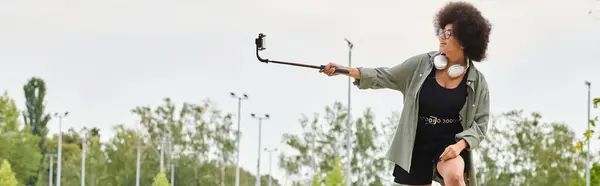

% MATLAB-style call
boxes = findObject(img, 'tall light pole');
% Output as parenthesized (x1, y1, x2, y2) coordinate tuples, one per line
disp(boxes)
(264, 148, 277, 186)
(134, 144, 143, 186)
(230, 92, 249, 186)
(170, 163, 178, 186)
(80, 128, 88, 186)
(160, 136, 172, 173)
(134, 121, 145, 186)
(344, 38, 354, 186)
(221, 159, 226, 186)
(251, 113, 270, 186)
(55, 111, 68, 186)
(160, 138, 165, 173)
(221, 147, 226, 186)
(45, 153, 57, 186)
(585, 81, 591, 186)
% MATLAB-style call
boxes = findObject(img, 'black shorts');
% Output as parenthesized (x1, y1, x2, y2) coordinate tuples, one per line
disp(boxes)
(392, 139, 469, 185)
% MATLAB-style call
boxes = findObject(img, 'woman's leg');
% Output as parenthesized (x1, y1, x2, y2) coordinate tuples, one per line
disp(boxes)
(436, 156, 466, 186)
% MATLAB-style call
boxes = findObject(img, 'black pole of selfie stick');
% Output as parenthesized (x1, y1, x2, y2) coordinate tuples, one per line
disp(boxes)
(254, 33, 350, 74)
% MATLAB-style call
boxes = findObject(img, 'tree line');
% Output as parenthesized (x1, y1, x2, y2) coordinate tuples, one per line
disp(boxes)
(0, 77, 599, 186)
(1, 77, 278, 186)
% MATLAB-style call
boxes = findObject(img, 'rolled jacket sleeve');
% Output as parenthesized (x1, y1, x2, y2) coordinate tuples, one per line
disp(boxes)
(352, 67, 401, 90)
(352, 56, 421, 93)
(456, 90, 490, 151)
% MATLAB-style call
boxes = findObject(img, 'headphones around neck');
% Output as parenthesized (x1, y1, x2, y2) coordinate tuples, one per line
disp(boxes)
(433, 53, 470, 78)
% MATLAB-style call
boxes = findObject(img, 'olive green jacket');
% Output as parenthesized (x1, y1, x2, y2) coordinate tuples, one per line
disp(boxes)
(353, 51, 490, 186)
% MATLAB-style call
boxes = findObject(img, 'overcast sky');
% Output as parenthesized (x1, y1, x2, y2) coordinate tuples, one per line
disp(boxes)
(1, 0, 600, 185)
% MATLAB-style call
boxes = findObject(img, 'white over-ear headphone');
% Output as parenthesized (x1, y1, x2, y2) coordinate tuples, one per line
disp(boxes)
(433, 53, 469, 78)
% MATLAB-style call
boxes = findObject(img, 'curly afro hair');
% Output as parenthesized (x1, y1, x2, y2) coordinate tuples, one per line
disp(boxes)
(434, 1, 492, 62)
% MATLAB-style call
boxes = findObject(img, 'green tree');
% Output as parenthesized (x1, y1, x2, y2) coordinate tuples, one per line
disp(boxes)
(324, 157, 345, 186)
(311, 171, 321, 186)
(211, 111, 236, 186)
(576, 97, 599, 150)
(279, 102, 392, 185)
(130, 98, 272, 186)
(132, 98, 210, 185)
(0, 92, 42, 185)
(151, 171, 170, 186)
(0, 94, 286, 186)
(351, 108, 392, 185)
(476, 110, 587, 186)
(591, 162, 600, 186)
(0, 160, 18, 186)
(575, 97, 600, 186)
(83, 129, 111, 186)
(22, 77, 52, 186)
(104, 124, 147, 185)
(279, 102, 346, 184)
(38, 129, 88, 186)
(0, 131, 42, 186)
(0, 91, 20, 132)
(22, 77, 51, 139)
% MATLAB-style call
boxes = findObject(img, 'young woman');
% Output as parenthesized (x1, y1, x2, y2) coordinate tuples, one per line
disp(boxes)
(321, 2, 492, 186)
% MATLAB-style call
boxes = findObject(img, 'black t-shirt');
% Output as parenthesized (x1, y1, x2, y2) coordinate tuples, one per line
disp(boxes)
(415, 67, 468, 143)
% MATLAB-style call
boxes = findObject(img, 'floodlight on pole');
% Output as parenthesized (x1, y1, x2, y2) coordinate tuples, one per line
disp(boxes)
(251, 113, 270, 186)
(54, 111, 69, 186)
(585, 81, 592, 186)
(344, 38, 354, 186)
(45, 153, 57, 186)
(230, 92, 249, 186)
(264, 148, 278, 186)
(170, 163, 179, 186)
(80, 127, 88, 186)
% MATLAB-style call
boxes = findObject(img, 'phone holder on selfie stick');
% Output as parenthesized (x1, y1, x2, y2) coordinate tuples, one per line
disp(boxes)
(254, 33, 349, 74)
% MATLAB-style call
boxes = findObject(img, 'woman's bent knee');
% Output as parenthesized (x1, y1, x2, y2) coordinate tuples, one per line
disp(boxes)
(437, 157, 466, 186)
(444, 172, 464, 183)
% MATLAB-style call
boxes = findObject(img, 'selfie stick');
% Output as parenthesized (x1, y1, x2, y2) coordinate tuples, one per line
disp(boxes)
(254, 33, 350, 74)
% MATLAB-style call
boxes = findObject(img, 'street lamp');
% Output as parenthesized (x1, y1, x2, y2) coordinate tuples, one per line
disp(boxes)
(264, 148, 278, 186)
(344, 38, 354, 186)
(134, 122, 146, 186)
(80, 127, 88, 186)
(159, 136, 172, 173)
(54, 111, 68, 186)
(170, 163, 178, 186)
(230, 92, 249, 186)
(45, 153, 57, 186)
(160, 138, 165, 173)
(585, 81, 591, 186)
(251, 113, 270, 186)
(134, 143, 144, 186)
